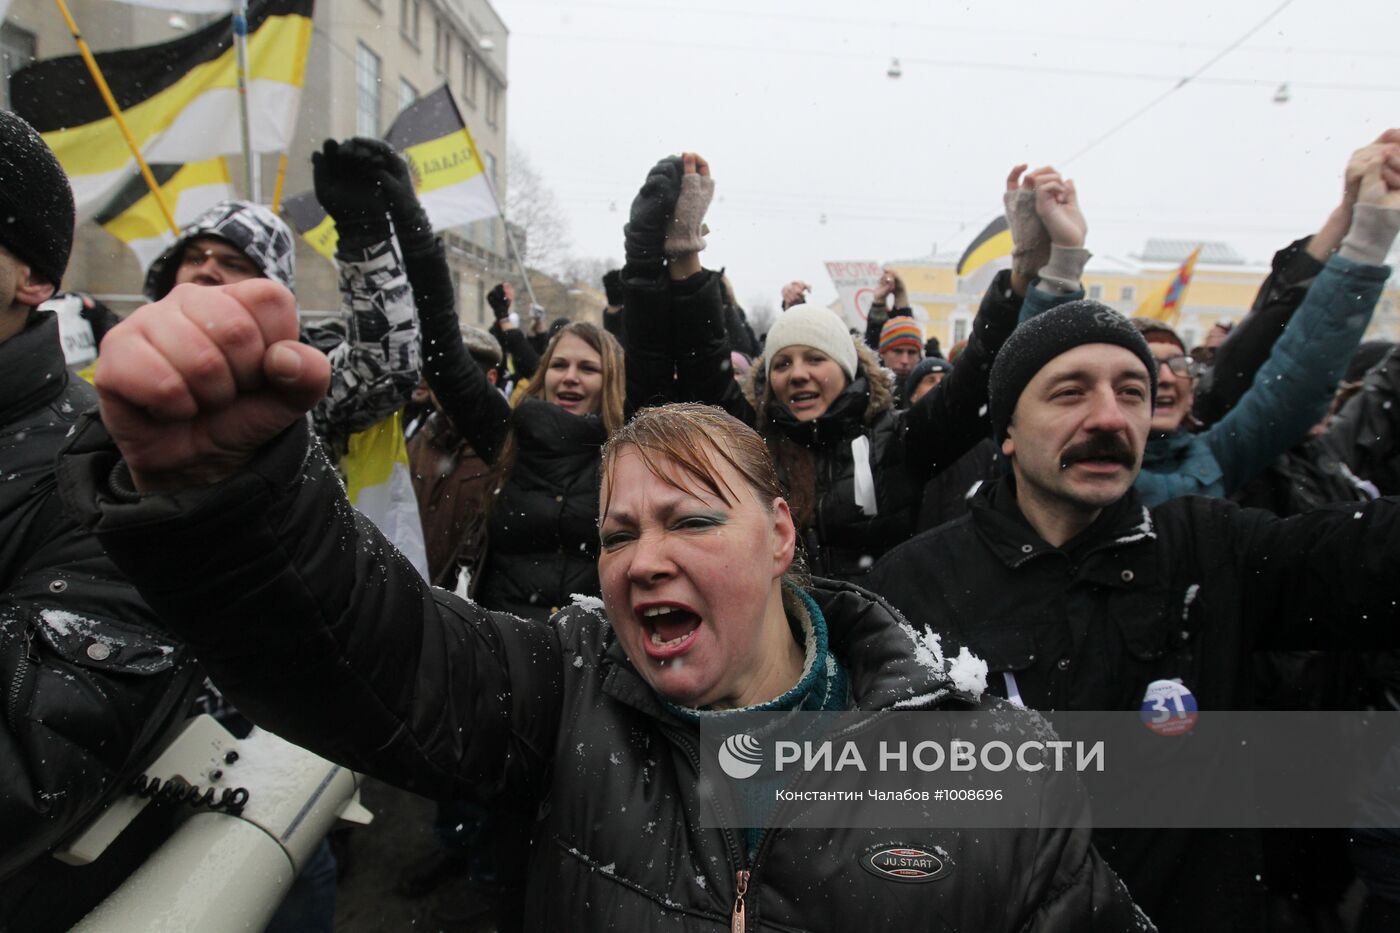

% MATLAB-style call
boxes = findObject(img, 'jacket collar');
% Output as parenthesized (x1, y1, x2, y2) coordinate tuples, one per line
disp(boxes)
(512, 398, 606, 462)
(767, 378, 871, 448)
(1144, 430, 1195, 466)
(969, 474, 1158, 586)
(0, 310, 68, 426)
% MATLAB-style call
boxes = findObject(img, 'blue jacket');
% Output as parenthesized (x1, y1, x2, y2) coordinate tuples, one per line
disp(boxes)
(1020, 253, 1390, 505)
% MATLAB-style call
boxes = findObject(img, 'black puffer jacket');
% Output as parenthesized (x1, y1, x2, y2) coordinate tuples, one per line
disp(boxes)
(0, 313, 199, 889)
(411, 243, 605, 620)
(474, 399, 604, 619)
(868, 475, 1400, 932)
(623, 270, 1020, 582)
(57, 418, 1152, 932)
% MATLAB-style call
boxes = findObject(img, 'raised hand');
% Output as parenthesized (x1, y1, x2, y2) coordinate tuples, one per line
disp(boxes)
(94, 280, 331, 493)
(1353, 133, 1400, 210)
(311, 139, 392, 238)
(1004, 164, 1054, 289)
(1029, 168, 1086, 248)
(665, 151, 714, 260)
(1345, 130, 1400, 208)
(781, 280, 812, 309)
(623, 155, 684, 278)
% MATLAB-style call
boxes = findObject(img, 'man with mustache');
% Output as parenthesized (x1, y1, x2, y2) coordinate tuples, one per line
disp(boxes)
(868, 143, 1400, 933)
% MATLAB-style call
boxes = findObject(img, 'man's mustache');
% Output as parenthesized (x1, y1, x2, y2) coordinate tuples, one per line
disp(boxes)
(1059, 434, 1136, 470)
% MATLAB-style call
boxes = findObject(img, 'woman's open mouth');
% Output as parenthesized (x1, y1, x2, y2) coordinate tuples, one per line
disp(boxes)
(787, 390, 821, 408)
(554, 390, 586, 409)
(637, 603, 702, 660)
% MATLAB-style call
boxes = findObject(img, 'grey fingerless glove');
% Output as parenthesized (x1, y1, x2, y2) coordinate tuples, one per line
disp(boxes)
(1036, 244, 1092, 294)
(665, 173, 715, 257)
(1339, 204, 1400, 266)
(1003, 188, 1052, 281)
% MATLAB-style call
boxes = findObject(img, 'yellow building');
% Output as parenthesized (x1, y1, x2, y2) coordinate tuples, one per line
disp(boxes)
(889, 239, 1400, 353)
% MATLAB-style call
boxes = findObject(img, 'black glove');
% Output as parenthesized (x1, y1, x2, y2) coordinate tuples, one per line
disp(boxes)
(602, 269, 625, 306)
(371, 145, 434, 248)
(487, 283, 511, 320)
(312, 138, 391, 247)
(623, 155, 683, 280)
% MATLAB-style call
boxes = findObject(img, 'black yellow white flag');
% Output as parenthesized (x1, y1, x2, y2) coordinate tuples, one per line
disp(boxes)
(282, 85, 499, 259)
(9, 0, 312, 219)
(93, 158, 235, 269)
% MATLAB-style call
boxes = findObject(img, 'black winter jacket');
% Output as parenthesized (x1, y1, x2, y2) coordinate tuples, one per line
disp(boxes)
(57, 418, 1153, 932)
(1194, 236, 1323, 427)
(475, 399, 604, 619)
(867, 475, 1400, 931)
(411, 242, 604, 620)
(0, 313, 199, 888)
(622, 270, 1018, 581)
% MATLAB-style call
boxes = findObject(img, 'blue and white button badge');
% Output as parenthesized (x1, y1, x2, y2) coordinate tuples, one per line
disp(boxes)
(1140, 679, 1199, 736)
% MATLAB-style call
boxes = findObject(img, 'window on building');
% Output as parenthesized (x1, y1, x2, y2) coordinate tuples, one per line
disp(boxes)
(398, 78, 418, 114)
(355, 42, 381, 137)
(1, 23, 36, 110)
(485, 77, 500, 127)
(433, 17, 450, 74)
(1120, 285, 1136, 302)
(461, 43, 478, 103)
(1087, 283, 1103, 300)
(399, 0, 420, 46)
(950, 313, 971, 347)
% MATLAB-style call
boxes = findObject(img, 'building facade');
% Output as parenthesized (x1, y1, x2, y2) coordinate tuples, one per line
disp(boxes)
(887, 239, 1400, 354)
(0, 0, 513, 324)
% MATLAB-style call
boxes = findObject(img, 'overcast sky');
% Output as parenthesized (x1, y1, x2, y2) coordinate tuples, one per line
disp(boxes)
(490, 0, 1400, 309)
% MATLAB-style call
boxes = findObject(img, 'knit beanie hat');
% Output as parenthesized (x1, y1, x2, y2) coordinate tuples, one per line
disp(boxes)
(0, 111, 75, 289)
(879, 317, 923, 354)
(764, 303, 859, 381)
(904, 355, 952, 399)
(1131, 317, 1185, 354)
(989, 300, 1157, 443)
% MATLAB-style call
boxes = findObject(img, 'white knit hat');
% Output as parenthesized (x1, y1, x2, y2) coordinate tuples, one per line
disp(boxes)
(764, 303, 859, 381)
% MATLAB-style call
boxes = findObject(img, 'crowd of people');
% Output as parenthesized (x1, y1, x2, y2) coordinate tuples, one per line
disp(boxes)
(3, 98, 1400, 931)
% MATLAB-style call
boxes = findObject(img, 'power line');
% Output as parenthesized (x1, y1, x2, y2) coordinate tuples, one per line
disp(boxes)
(1059, 0, 1298, 165)
(511, 27, 1400, 94)
(504, 0, 1397, 60)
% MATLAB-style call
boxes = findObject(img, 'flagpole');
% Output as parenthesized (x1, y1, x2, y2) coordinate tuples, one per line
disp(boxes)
(448, 91, 540, 311)
(271, 9, 313, 214)
(271, 153, 288, 212)
(51, 0, 180, 235)
(233, 0, 259, 201)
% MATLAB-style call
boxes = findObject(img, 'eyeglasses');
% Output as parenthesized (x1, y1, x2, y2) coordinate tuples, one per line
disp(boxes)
(1158, 354, 1202, 379)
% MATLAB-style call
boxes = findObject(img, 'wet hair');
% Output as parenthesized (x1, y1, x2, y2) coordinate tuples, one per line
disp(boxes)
(601, 403, 808, 583)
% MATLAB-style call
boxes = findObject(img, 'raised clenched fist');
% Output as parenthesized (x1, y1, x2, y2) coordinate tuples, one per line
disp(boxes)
(94, 279, 330, 493)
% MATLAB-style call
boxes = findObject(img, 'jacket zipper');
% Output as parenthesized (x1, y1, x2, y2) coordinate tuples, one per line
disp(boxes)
(661, 725, 752, 924)
(731, 868, 749, 933)
(6, 626, 38, 732)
